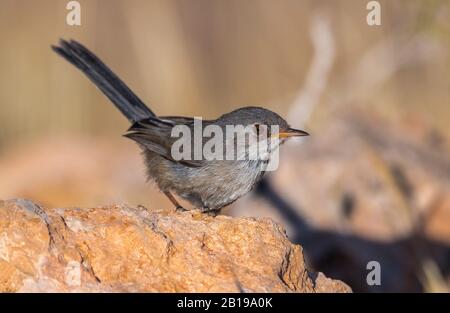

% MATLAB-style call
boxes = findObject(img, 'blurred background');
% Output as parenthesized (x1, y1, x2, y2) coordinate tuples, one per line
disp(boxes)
(0, 0, 449, 292)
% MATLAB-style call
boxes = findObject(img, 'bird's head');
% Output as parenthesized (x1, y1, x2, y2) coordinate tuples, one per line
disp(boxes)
(215, 106, 309, 162)
(217, 106, 309, 141)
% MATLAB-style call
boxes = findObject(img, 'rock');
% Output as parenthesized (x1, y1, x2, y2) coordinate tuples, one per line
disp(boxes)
(0, 199, 350, 293)
(229, 110, 450, 292)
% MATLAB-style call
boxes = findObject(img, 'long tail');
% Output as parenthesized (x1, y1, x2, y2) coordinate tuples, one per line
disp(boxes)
(52, 39, 155, 122)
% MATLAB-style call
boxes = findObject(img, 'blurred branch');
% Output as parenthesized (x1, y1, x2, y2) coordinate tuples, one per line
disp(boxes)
(331, 33, 442, 107)
(288, 12, 335, 128)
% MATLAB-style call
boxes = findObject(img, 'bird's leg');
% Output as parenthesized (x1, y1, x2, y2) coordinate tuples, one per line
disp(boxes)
(200, 206, 220, 216)
(163, 191, 187, 212)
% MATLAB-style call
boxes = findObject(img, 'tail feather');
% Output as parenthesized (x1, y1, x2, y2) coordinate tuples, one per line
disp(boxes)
(52, 39, 155, 122)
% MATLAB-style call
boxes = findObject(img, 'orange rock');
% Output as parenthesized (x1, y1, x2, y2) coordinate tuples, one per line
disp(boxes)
(0, 199, 350, 293)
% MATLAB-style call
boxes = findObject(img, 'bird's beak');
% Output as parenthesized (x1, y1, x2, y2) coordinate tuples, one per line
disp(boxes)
(278, 128, 310, 139)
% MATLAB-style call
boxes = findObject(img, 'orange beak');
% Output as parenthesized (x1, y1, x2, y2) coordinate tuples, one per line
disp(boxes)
(278, 128, 310, 139)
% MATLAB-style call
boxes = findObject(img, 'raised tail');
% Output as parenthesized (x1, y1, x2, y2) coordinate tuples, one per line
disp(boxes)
(52, 39, 155, 123)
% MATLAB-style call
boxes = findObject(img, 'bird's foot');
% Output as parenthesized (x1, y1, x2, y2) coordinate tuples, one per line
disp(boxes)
(200, 207, 221, 216)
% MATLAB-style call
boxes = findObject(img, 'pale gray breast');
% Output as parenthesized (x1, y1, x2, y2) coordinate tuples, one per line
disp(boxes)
(192, 159, 267, 209)
(143, 145, 268, 210)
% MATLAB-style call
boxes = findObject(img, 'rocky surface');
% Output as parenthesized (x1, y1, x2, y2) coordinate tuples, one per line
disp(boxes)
(0, 199, 350, 292)
(230, 111, 450, 292)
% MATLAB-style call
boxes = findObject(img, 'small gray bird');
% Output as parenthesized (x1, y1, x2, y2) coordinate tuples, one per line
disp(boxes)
(52, 39, 308, 214)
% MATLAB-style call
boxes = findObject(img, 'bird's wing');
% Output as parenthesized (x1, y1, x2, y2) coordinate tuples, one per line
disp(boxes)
(124, 116, 204, 167)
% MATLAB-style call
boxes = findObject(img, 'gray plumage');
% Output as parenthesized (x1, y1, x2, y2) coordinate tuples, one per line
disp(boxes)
(52, 39, 308, 213)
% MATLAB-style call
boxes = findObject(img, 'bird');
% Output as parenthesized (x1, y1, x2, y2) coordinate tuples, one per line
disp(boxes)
(52, 39, 309, 215)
